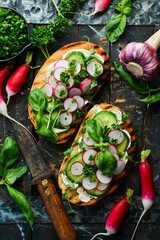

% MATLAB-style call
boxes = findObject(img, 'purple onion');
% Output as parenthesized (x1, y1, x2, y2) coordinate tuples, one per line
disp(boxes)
(119, 29, 160, 80)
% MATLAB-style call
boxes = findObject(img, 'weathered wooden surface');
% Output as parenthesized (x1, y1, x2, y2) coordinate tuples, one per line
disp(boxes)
(0, 3, 160, 239)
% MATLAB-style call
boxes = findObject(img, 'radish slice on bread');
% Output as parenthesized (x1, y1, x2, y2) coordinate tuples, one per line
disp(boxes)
(96, 170, 113, 184)
(80, 78, 92, 93)
(54, 84, 68, 99)
(82, 177, 98, 191)
(44, 84, 54, 97)
(108, 130, 124, 145)
(113, 160, 126, 175)
(69, 87, 82, 97)
(105, 144, 117, 154)
(87, 60, 103, 77)
(83, 132, 97, 146)
(73, 95, 85, 108)
(60, 112, 72, 126)
(54, 67, 66, 81)
(54, 59, 69, 70)
(48, 75, 58, 88)
(70, 161, 84, 176)
(82, 149, 97, 165)
(96, 182, 108, 191)
(71, 60, 82, 75)
(63, 98, 78, 112)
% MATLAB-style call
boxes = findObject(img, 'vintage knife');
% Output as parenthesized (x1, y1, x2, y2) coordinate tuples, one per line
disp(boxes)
(12, 122, 77, 240)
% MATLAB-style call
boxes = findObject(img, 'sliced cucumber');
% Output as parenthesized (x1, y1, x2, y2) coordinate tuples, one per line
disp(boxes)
(117, 131, 130, 157)
(66, 152, 84, 183)
(65, 51, 85, 64)
(93, 111, 118, 127)
(86, 187, 108, 197)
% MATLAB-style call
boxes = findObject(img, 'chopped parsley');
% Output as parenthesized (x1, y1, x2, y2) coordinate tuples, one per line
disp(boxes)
(68, 60, 77, 75)
(94, 64, 102, 76)
(59, 88, 67, 97)
(60, 71, 70, 87)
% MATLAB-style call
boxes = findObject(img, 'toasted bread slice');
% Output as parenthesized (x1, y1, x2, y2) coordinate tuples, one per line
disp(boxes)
(58, 103, 136, 206)
(28, 41, 110, 144)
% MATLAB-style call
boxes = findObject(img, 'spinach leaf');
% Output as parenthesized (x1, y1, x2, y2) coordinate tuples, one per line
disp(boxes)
(4, 166, 29, 185)
(114, 62, 151, 94)
(86, 119, 103, 143)
(0, 137, 19, 176)
(96, 150, 117, 177)
(28, 87, 48, 112)
(7, 185, 34, 230)
(106, 14, 127, 43)
(36, 114, 57, 143)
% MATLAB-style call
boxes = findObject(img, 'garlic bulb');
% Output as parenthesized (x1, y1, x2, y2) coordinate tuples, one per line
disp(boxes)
(119, 30, 160, 80)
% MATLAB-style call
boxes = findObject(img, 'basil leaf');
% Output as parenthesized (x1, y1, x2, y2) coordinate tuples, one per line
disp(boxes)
(96, 150, 117, 177)
(86, 119, 103, 143)
(7, 185, 34, 230)
(4, 166, 29, 185)
(114, 62, 151, 94)
(105, 14, 127, 43)
(121, 0, 132, 8)
(63, 148, 74, 156)
(0, 137, 19, 176)
(28, 87, 48, 112)
(36, 114, 57, 143)
(123, 7, 133, 15)
(140, 92, 160, 104)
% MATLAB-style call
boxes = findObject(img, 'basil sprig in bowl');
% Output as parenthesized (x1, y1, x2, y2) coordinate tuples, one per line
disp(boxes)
(0, 7, 31, 62)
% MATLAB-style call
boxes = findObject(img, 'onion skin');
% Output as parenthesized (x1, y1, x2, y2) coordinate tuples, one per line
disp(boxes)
(119, 42, 160, 80)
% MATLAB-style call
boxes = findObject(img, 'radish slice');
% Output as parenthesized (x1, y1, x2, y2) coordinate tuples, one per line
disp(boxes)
(96, 182, 108, 191)
(48, 75, 58, 88)
(54, 67, 66, 81)
(96, 170, 113, 184)
(54, 59, 69, 70)
(63, 98, 78, 112)
(71, 60, 82, 75)
(113, 160, 126, 175)
(66, 76, 74, 89)
(82, 149, 97, 165)
(86, 60, 103, 77)
(69, 87, 82, 97)
(44, 84, 54, 97)
(70, 161, 84, 176)
(80, 78, 92, 94)
(105, 144, 118, 154)
(54, 84, 68, 99)
(82, 177, 97, 191)
(112, 153, 120, 161)
(94, 152, 99, 166)
(60, 112, 72, 126)
(108, 130, 124, 145)
(73, 95, 85, 108)
(83, 132, 97, 147)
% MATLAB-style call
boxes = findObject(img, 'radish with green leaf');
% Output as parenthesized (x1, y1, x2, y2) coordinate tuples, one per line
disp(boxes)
(87, 0, 112, 18)
(130, 150, 155, 240)
(91, 188, 134, 240)
(6, 52, 33, 104)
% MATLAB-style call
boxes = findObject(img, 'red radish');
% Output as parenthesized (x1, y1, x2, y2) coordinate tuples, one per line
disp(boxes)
(91, 188, 134, 240)
(86, 60, 103, 77)
(69, 87, 82, 97)
(96, 170, 112, 184)
(87, 0, 112, 18)
(6, 52, 33, 104)
(82, 149, 97, 165)
(83, 132, 97, 147)
(108, 130, 124, 145)
(80, 78, 92, 94)
(44, 84, 54, 97)
(54, 84, 68, 99)
(70, 161, 84, 176)
(113, 160, 125, 175)
(60, 112, 72, 126)
(130, 150, 155, 240)
(105, 144, 117, 154)
(63, 97, 78, 112)
(82, 176, 97, 191)
(54, 59, 69, 70)
(96, 182, 108, 191)
(54, 67, 66, 81)
(48, 75, 58, 88)
(73, 95, 85, 108)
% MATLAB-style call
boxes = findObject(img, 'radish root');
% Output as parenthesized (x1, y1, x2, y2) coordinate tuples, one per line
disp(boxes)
(91, 231, 110, 240)
(130, 209, 147, 240)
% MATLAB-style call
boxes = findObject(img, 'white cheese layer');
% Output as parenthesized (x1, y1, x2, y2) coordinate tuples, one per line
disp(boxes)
(46, 61, 56, 78)
(77, 186, 97, 203)
(61, 173, 78, 189)
(53, 128, 68, 134)
(109, 109, 123, 125)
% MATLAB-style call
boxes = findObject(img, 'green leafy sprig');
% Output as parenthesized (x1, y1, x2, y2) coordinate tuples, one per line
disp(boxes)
(0, 137, 34, 230)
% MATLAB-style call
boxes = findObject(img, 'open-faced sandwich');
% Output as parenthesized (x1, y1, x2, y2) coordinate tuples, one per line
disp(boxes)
(58, 103, 136, 205)
(28, 41, 110, 144)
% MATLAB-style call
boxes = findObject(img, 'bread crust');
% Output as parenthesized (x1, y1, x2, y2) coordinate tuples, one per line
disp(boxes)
(58, 103, 136, 206)
(28, 41, 110, 144)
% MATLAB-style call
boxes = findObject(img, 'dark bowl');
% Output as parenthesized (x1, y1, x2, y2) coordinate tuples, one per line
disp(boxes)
(0, 6, 32, 63)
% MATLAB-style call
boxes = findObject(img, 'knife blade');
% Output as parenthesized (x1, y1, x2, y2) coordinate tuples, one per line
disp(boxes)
(12, 122, 77, 240)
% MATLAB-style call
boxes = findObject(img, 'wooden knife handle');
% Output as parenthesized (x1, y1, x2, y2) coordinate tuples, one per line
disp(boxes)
(36, 177, 77, 240)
